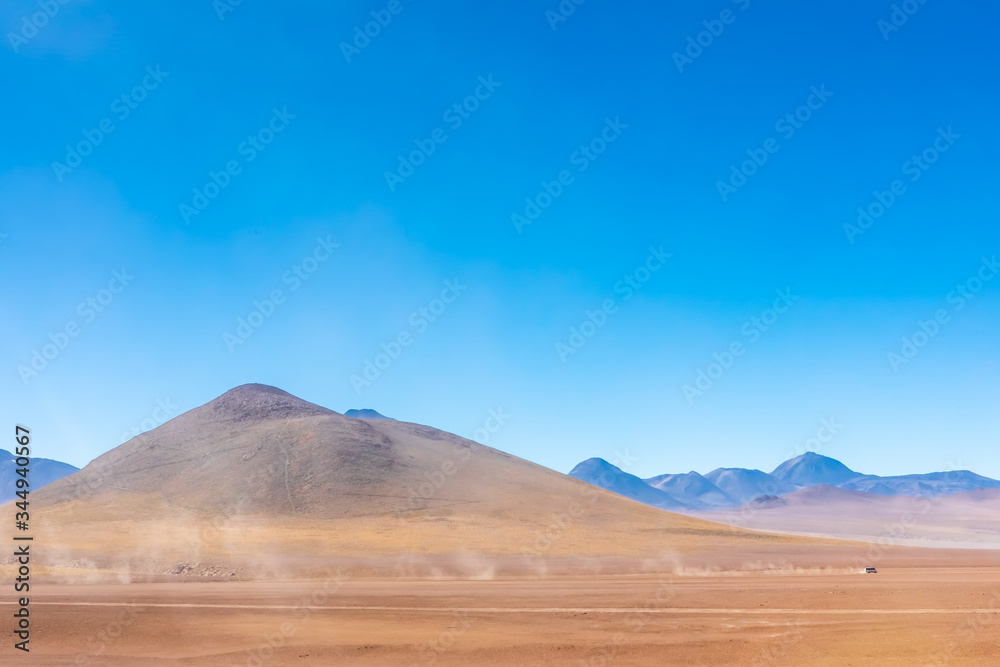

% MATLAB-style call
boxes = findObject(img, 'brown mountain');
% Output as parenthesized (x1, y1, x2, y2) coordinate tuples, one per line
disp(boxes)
(24, 385, 859, 579)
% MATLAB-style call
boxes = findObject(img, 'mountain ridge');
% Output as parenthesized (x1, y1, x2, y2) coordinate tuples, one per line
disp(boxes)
(570, 451, 1000, 511)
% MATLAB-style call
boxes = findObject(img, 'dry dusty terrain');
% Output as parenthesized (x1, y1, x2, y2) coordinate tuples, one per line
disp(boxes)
(693, 486, 1000, 548)
(4, 387, 998, 664)
(2, 560, 1000, 666)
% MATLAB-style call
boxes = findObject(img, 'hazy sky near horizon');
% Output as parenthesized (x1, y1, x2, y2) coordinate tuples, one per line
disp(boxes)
(2, 0, 998, 479)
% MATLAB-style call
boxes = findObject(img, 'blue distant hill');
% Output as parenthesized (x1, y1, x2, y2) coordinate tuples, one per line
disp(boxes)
(569, 458, 685, 510)
(1, 449, 79, 505)
(570, 451, 1000, 510)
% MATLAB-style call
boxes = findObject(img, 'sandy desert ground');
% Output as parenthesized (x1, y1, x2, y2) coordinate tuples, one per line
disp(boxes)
(3, 560, 1000, 666)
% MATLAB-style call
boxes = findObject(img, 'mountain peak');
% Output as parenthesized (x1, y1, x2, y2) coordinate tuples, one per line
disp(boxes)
(781, 452, 844, 467)
(569, 457, 614, 474)
(344, 409, 394, 420)
(771, 452, 859, 487)
(569, 458, 685, 510)
(205, 384, 336, 422)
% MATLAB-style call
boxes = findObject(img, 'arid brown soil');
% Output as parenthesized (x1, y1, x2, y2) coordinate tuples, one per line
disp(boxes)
(3, 562, 999, 666)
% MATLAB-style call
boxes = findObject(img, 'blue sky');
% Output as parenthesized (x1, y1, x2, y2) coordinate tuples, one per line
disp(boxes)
(1, 0, 998, 479)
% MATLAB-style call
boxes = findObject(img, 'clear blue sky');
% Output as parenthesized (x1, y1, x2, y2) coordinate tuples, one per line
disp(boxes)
(1, 0, 998, 479)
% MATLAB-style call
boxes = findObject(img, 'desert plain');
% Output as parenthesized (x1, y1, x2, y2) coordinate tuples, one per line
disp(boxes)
(3, 558, 1000, 666)
(3, 386, 998, 665)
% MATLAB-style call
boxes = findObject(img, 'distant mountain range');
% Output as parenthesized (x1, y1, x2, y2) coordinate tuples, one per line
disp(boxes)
(8, 411, 996, 520)
(1, 448, 79, 504)
(570, 452, 1000, 510)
